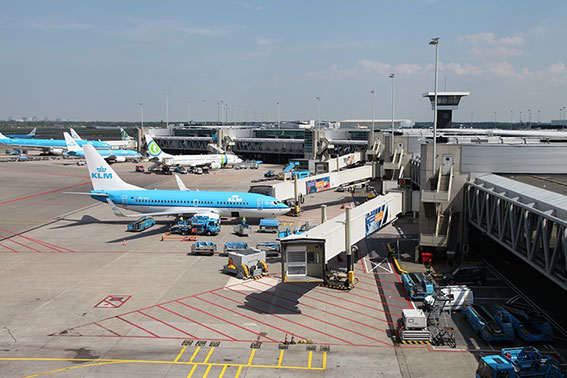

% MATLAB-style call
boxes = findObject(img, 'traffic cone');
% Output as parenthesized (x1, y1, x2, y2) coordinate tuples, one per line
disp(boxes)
(123, 239, 126, 246)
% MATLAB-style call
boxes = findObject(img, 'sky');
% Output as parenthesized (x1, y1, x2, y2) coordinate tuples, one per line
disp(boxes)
(1, 1, 566, 123)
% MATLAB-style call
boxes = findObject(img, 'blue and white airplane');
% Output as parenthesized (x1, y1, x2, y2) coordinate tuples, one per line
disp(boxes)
(63, 132, 141, 163)
(5, 128, 36, 139)
(0, 131, 111, 155)
(76, 144, 290, 218)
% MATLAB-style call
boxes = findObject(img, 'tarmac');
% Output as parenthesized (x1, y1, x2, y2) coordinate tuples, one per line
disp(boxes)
(0, 153, 563, 377)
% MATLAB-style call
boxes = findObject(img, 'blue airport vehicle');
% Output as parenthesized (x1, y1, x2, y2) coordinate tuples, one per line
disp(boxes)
(258, 218, 279, 233)
(401, 272, 435, 300)
(278, 227, 293, 239)
(464, 304, 515, 342)
(191, 241, 217, 255)
(283, 161, 299, 172)
(291, 170, 310, 179)
(170, 215, 220, 235)
(502, 305, 554, 342)
(127, 216, 155, 232)
(476, 347, 566, 378)
(256, 242, 280, 255)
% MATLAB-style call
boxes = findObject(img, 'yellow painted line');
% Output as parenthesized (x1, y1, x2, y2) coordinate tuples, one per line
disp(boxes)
(218, 365, 228, 378)
(392, 257, 408, 274)
(203, 347, 215, 363)
(322, 352, 327, 370)
(308, 351, 312, 368)
(174, 346, 187, 362)
(186, 363, 198, 378)
(23, 361, 122, 378)
(188, 346, 201, 363)
(201, 364, 213, 378)
(277, 350, 284, 367)
(247, 349, 256, 366)
(235, 365, 243, 378)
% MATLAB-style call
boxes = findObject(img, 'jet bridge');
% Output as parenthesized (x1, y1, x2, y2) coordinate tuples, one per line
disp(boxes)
(280, 192, 402, 282)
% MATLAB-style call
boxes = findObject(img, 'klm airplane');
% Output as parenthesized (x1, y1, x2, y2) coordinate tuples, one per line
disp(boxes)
(63, 132, 141, 163)
(5, 128, 36, 139)
(0, 131, 110, 155)
(77, 144, 289, 218)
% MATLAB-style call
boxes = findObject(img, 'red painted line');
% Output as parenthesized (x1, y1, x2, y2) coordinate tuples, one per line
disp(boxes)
(214, 290, 354, 345)
(0, 169, 89, 178)
(0, 226, 68, 253)
(231, 286, 390, 346)
(171, 301, 276, 342)
(0, 242, 19, 253)
(192, 296, 290, 343)
(137, 310, 197, 338)
(242, 282, 388, 334)
(0, 234, 43, 253)
(0, 181, 91, 206)
(116, 315, 160, 338)
(157, 304, 237, 341)
(254, 280, 396, 327)
(354, 279, 408, 300)
(285, 281, 401, 318)
(94, 322, 122, 337)
(32, 239, 75, 253)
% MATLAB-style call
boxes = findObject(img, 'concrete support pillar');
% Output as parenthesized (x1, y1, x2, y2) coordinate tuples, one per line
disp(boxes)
(345, 207, 354, 283)
(321, 205, 327, 224)
(293, 175, 299, 203)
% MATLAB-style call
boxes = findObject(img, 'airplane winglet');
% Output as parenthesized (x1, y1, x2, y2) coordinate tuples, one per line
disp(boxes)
(175, 174, 189, 191)
(106, 198, 126, 217)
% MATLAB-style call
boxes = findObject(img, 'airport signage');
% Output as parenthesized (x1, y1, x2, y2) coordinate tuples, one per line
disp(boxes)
(365, 204, 389, 235)
(306, 176, 330, 194)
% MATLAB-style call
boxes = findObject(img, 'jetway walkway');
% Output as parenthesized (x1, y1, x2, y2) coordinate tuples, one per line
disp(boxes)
(466, 174, 567, 291)
(279, 192, 402, 283)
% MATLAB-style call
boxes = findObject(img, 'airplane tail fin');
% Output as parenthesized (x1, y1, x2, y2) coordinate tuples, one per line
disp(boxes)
(0, 132, 7, 139)
(83, 144, 142, 191)
(69, 128, 83, 141)
(29, 128, 37, 137)
(144, 134, 172, 159)
(63, 132, 82, 153)
(120, 128, 132, 140)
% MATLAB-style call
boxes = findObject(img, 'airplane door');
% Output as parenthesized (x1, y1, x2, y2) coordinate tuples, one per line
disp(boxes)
(121, 195, 128, 209)
(257, 198, 263, 211)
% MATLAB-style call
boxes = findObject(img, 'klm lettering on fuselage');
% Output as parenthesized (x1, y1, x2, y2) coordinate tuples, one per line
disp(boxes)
(92, 166, 113, 179)
(227, 195, 243, 203)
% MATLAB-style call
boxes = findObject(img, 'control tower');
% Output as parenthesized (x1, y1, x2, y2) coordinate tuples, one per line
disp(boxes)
(423, 91, 469, 128)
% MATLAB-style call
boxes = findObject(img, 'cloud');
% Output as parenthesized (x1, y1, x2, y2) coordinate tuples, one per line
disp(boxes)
(539, 62, 567, 82)
(464, 32, 525, 59)
(465, 32, 524, 47)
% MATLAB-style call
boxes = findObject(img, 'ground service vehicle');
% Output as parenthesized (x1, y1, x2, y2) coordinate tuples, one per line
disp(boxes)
(464, 304, 515, 342)
(258, 218, 279, 233)
(402, 272, 435, 300)
(135, 165, 145, 172)
(191, 242, 217, 256)
(264, 170, 275, 177)
(127, 216, 156, 232)
(502, 305, 553, 342)
(170, 215, 220, 235)
(476, 347, 566, 378)
(443, 264, 487, 286)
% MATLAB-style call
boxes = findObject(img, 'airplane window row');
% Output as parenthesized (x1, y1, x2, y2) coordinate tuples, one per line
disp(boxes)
(131, 198, 250, 206)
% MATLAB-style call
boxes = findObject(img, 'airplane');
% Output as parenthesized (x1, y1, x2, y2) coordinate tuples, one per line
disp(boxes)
(0, 131, 111, 155)
(120, 128, 133, 140)
(72, 144, 290, 218)
(5, 128, 36, 139)
(145, 134, 242, 169)
(63, 132, 141, 163)
(71, 127, 134, 149)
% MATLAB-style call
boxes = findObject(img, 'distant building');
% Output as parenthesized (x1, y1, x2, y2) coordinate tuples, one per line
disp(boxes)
(340, 119, 415, 129)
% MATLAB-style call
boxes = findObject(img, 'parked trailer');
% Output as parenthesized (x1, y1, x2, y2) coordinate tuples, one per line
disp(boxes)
(127, 216, 156, 232)
(464, 304, 515, 342)
(256, 242, 280, 256)
(191, 242, 217, 256)
(222, 249, 268, 279)
(402, 272, 434, 300)
(223, 241, 248, 255)
(233, 223, 251, 236)
(258, 218, 279, 233)
(476, 347, 566, 378)
(502, 305, 553, 342)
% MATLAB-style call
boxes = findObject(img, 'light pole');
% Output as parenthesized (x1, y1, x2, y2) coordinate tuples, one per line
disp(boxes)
(510, 110, 513, 124)
(370, 89, 375, 135)
(538, 110, 540, 124)
(470, 112, 473, 128)
(234, 107, 238, 124)
(389, 73, 396, 153)
(429, 37, 440, 175)
(520, 111, 523, 123)
(139, 102, 144, 131)
(187, 98, 191, 125)
(165, 93, 169, 128)
(316, 96, 321, 128)
(217, 102, 220, 123)
(224, 103, 228, 126)
(494, 111, 497, 126)
(528, 108, 531, 127)
(202, 99, 207, 123)
(276, 102, 280, 129)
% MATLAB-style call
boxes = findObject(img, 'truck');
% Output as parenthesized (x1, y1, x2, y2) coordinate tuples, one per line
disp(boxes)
(502, 305, 553, 342)
(127, 216, 156, 232)
(464, 304, 515, 342)
(401, 272, 435, 300)
(170, 215, 220, 236)
(476, 347, 566, 378)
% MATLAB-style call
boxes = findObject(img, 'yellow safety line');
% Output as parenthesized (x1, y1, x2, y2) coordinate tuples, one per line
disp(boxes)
(322, 352, 327, 370)
(203, 347, 215, 363)
(174, 346, 187, 362)
(247, 349, 256, 366)
(201, 364, 213, 378)
(189, 347, 201, 362)
(308, 351, 313, 369)
(234, 365, 243, 378)
(277, 350, 284, 367)
(392, 257, 408, 274)
(186, 363, 198, 378)
(218, 365, 228, 378)
(23, 361, 122, 378)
